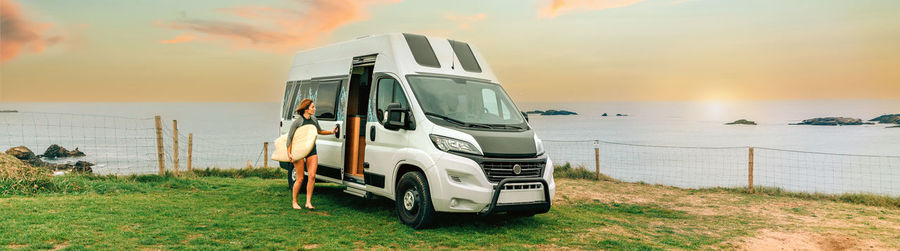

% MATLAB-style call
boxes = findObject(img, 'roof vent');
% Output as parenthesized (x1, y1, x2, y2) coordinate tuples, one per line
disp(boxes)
(403, 33, 441, 68)
(449, 40, 482, 73)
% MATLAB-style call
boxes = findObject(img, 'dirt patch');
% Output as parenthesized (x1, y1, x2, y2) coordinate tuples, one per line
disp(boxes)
(306, 211, 331, 216)
(733, 229, 887, 251)
(50, 242, 69, 251)
(303, 244, 320, 249)
(6, 244, 27, 249)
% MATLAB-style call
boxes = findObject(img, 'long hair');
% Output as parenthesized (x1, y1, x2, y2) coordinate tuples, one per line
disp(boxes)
(295, 99, 313, 115)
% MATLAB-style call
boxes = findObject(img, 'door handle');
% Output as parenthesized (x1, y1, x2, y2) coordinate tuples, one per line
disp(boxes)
(369, 126, 376, 141)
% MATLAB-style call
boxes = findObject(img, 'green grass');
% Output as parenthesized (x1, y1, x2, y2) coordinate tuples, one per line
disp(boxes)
(707, 186, 900, 209)
(192, 167, 287, 179)
(1, 175, 756, 250)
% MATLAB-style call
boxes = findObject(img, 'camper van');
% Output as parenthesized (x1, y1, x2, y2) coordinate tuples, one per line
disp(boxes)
(278, 33, 554, 228)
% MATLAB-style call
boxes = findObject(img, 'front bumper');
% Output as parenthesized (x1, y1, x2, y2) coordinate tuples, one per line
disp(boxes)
(479, 177, 552, 215)
(428, 152, 554, 214)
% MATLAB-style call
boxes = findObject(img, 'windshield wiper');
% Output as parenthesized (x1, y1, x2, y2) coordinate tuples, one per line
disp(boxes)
(424, 112, 469, 126)
(488, 124, 525, 130)
(424, 112, 492, 129)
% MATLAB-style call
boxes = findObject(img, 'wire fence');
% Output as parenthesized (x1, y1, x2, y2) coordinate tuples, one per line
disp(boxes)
(1, 112, 277, 175)
(543, 140, 900, 197)
(3, 112, 898, 196)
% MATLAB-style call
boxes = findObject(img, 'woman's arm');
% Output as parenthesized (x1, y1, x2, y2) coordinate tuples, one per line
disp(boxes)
(318, 125, 339, 135)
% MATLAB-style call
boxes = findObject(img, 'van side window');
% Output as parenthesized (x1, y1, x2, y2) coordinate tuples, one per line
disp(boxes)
(376, 78, 409, 123)
(291, 81, 317, 118)
(282, 82, 299, 120)
(315, 81, 340, 120)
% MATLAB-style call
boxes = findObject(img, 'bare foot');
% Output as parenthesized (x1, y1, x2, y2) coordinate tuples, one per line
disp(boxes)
(305, 203, 315, 210)
(292, 203, 303, 210)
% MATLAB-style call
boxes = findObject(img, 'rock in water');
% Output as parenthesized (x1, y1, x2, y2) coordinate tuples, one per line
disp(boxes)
(726, 119, 757, 125)
(42, 144, 86, 158)
(869, 114, 900, 124)
(540, 109, 578, 115)
(791, 117, 871, 126)
(72, 161, 94, 173)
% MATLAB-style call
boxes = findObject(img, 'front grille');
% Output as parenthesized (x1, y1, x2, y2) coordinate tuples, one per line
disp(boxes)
(481, 160, 545, 183)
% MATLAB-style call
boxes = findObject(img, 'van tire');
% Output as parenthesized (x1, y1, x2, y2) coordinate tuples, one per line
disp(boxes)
(288, 167, 308, 193)
(395, 171, 435, 229)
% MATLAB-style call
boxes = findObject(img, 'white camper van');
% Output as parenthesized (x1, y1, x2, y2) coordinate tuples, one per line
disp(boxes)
(278, 33, 554, 228)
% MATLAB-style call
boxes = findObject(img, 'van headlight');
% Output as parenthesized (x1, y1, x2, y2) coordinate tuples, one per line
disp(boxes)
(534, 134, 545, 156)
(429, 134, 483, 155)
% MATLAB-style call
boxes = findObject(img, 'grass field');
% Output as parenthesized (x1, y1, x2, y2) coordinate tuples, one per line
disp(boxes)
(2, 167, 899, 250)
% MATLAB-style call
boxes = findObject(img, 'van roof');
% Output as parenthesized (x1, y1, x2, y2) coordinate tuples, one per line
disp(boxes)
(287, 33, 499, 83)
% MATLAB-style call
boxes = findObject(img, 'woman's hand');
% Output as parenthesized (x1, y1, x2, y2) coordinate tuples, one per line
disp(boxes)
(287, 145, 293, 162)
(332, 125, 339, 134)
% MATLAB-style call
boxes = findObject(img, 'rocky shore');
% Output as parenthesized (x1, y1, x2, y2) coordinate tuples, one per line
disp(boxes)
(4, 145, 93, 173)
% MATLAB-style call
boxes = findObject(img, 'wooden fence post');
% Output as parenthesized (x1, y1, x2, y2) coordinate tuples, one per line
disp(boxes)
(748, 147, 754, 193)
(188, 133, 193, 172)
(154, 116, 165, 175)
(173, 120, 179, 174)
(594, 140, 600, 180)
(264, 142, 269, 168)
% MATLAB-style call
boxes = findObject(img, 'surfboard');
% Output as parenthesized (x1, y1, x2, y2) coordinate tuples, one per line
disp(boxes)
(271, 125, 318, 162)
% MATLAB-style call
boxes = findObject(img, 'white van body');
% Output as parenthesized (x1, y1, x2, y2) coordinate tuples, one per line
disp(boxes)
(278, 33, 554, 228)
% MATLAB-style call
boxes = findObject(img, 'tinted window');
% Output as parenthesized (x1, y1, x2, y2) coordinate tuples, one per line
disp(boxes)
(315, 81, 340, 120)
(282, 82, 299, 120)
(291, 81, 317, 118)
(403, 33, 440, 68)
(376, 78, 409, 123)
(449, 40, 482, 72)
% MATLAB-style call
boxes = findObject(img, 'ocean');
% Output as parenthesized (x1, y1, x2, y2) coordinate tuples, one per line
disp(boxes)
(2, 100, 898, 195)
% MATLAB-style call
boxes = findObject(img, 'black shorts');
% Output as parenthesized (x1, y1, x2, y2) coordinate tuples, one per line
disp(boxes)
(305, 144, 317, 158)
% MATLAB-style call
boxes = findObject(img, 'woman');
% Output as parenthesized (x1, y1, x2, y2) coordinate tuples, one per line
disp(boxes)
(288, 99, 338, 210)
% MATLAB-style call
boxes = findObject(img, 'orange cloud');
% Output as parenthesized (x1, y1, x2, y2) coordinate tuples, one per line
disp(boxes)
(159, 35, 197, 44)
(0, 0, 65, 62)
(538, 0, 644, 18)
(158, 0, 401, 53)
(444, 13, 486, 30)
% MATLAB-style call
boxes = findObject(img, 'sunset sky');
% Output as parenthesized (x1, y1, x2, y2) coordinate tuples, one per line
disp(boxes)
(1, 0, 899, 102)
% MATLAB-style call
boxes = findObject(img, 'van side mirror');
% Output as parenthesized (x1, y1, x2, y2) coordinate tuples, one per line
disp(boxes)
(521, 111, 529, 122)
(385, 103, 409, 130)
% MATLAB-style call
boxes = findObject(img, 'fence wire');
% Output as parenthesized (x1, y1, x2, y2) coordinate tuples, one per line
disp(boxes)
(3, 112, 898, 196)
(544, 140, 900, 196)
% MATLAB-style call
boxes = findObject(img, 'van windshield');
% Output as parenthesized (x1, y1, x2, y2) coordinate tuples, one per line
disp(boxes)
(406, 75, 527, 130)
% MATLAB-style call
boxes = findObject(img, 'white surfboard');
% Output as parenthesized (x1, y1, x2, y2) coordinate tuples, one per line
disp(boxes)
(271, 125, 318, 162)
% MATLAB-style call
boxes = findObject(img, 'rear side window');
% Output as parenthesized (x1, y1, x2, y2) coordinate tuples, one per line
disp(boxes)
(291, 81, 317, 118)
(375, 78, 409, 124)
(449, 40, 482, 73)
(315, 81, 341, 120)
(282, 82, 298, 120)
(403, 33, 440, 68)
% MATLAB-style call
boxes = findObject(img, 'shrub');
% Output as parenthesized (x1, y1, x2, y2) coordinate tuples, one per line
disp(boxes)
(553, 162, 617, 181)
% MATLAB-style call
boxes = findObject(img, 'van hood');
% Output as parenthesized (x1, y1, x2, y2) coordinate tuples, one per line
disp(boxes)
(457, 128, 537, 158)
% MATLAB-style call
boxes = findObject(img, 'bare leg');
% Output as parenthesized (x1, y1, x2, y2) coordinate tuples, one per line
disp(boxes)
(305, 155, 319, 209)
(291, 159, 306, 210)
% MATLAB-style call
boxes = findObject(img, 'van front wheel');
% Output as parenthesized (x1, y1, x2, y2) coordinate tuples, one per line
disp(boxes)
(395, 171, 435, 229)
